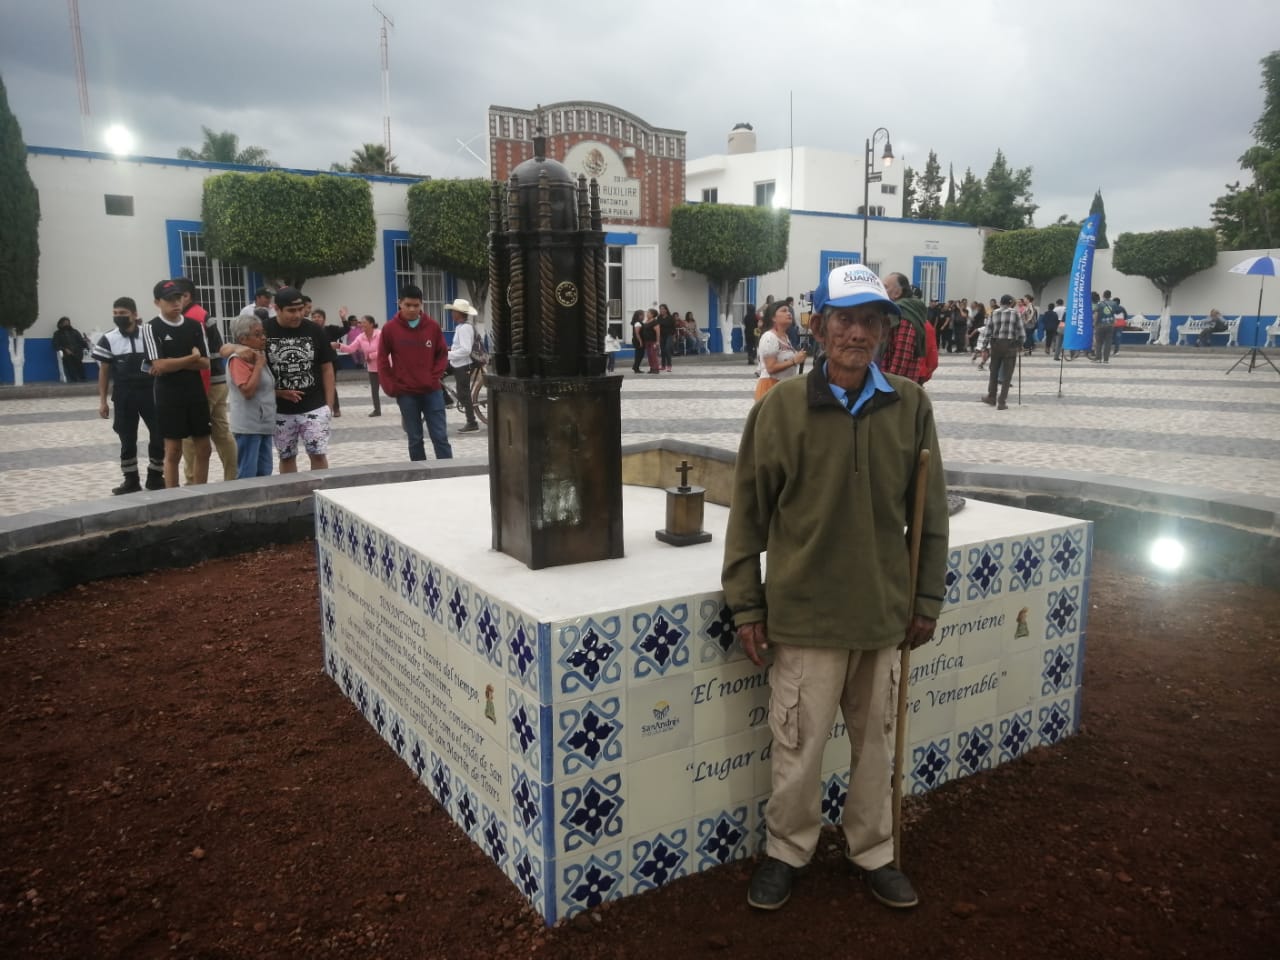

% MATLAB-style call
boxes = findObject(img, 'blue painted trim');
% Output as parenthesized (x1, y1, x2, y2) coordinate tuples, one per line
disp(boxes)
(818, 250, 860, 287)
(27, 145, 423, 185)
(166, 219, 202, 280)
(604, 232, 638, 246)
(794, 208, 975, 229)
(912, 255, 947, 302)
(383, 229, 408, 320)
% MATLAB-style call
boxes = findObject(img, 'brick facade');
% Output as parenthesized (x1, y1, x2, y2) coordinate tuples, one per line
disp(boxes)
(488, 102, 685, 229)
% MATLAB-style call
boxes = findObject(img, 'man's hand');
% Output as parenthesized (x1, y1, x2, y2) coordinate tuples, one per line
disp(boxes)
(339, 306, 349, 321)
(737, 622, 770, 667)
(98, 399, 109, 419)
(902, 614, 936, 651)
(277, 388, 304, 404)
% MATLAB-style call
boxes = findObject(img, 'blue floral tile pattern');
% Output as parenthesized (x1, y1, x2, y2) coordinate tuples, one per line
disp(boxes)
(507, 688, 542, 773)
(420, 559, 444, 626)
(560, 850, 624, 917)
(998, 710, 1033, 762)
(321, 595, 336, 644)
(455, 778, 480, 840)
(319, 546, 334, 593)
(482, 807, 509, 868)
(343, 511, 359, 562)
(506, 611, 541, 695)
(472, 591, 503, 669)
(910, 737, 951, 795)
(557, 616, 623, 696)
(966, 542, 1004, 601)
(446, 576, 472, 648)
(397, 545, 420, 607)
(377, 531, 397, 589)
(429, 752, 454, 817)
(696, 597, 738, 664)
(821, 771, 849, 826)
(560, 773, 624, 852)
(1049, 528, 1085, 582)
(409, 733, 429, 782)
(631, 828, 689, 893)
(557, 698, 623, 775)
(1041, 643, 1076, 696)
(944, 548, 962, 606)
(696, 807, 749, 869)
(1046, 585, 1081, 640)
(315, 500, 332, 544)
(509, 837, 543, 910)
(360, 522, 379, 576)
(956, 723, 995, 776)
(631, 603, 690, 680)
(386, 708, 409, 759)
(1037, 698, 1072, 746)
(1009, 536, 1046, 592)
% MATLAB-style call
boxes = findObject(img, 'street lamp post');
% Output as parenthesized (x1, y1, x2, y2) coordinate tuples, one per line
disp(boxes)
(862, 127, 894, 269)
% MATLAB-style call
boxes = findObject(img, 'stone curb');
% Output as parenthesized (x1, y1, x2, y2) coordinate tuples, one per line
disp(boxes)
(2, 444, 1276, 605)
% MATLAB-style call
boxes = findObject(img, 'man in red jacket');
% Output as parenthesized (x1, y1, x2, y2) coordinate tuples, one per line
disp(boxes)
(378, 285, 452, 461)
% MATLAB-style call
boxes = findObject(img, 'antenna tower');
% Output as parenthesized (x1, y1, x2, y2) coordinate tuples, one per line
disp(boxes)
(373, 4, 395, 172)
(67, 0, 91, 147)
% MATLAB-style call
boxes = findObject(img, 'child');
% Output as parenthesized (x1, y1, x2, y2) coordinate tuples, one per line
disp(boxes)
(603, 331, 621, 372)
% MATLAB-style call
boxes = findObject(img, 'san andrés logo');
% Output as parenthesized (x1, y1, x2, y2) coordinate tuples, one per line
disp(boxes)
(641, 700, 680, 737)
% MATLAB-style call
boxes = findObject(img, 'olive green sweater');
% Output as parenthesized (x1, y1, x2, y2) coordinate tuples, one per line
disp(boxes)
(721, 364, 949, 651)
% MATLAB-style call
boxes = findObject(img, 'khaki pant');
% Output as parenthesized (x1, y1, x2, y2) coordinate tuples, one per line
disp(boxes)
(182, 382, 237, 483)
(765, 643, 899, 871)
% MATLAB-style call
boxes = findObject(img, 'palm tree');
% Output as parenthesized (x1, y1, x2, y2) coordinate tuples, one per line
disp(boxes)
(177, 126, 274, 166)
(332, 142, 398, 174)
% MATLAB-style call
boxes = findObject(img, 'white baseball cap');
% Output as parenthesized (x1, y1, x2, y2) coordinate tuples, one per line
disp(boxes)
(823, 265, 900, 315)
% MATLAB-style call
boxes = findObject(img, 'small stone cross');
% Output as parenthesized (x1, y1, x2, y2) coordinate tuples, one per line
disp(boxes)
(676, 460, 693, 491)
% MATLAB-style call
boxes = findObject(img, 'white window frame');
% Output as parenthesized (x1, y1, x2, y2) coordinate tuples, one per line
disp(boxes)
(175, 228, 250, 328)
(392, 238, 448, 330)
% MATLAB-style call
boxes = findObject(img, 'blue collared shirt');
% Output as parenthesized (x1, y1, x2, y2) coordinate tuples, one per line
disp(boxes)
(825, 361, 896, 414)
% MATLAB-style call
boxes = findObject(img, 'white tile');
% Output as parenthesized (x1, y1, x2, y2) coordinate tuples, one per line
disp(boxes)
(626, 750, 695, 836)
(624, 673, 694, 762)
(691, 659, 771, 744)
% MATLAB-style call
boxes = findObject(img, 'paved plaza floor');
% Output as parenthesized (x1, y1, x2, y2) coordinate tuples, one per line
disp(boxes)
(1, 347, 1277, 520)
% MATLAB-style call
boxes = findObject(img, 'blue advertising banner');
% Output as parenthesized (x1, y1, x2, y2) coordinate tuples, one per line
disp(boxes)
(1061, 215, 1101, 351)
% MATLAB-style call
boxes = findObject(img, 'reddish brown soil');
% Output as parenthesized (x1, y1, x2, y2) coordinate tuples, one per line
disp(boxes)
(1, 544, 1277, 960)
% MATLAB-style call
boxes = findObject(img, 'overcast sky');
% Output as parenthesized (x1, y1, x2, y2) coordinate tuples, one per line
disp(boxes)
(2, 0, 1276, 234)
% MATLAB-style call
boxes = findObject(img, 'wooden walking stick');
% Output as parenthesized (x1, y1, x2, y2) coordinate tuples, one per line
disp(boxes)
(893, 447, 931, 868)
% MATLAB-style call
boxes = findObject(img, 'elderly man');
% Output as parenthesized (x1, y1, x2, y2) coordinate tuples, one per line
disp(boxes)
(981, 293, 1023, 410)
(722, 263, 949, 913)
(878, 272, 929, 383)
(443, 297, 482, 433)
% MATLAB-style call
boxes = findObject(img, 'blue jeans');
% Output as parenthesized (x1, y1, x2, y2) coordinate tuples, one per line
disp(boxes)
(235, 433, 274, 478)
(397, 391, 452, 461)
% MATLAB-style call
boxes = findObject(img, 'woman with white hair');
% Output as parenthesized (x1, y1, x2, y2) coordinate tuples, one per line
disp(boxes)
(226, 313, 276, 478)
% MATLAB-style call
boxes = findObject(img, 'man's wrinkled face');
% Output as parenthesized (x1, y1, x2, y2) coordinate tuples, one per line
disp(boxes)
(884, 275, 904, 300)
(819, 305, 889, 378)
(277, 303, 306, 328)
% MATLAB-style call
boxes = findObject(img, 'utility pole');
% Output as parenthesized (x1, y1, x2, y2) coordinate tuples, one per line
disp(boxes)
(67, 0, 90, 148)
(373, 4, 395, 173)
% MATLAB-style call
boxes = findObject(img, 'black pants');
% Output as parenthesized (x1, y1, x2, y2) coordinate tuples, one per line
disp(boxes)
(114, 385, 163, 477)
(660, 333, 673, 368)
(632, 340, 643, 373)
(450, 363, 477, 425)
(367, 371, 381, 414)
(986, 340, 1020, 402)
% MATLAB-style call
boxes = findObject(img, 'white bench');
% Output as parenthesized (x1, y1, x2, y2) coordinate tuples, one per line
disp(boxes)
(1266, 318, 1280, 347)
(1225, 316, 1241, 346)
(1123, 315, 1159, 343)
(1176, 318, 1210, 345)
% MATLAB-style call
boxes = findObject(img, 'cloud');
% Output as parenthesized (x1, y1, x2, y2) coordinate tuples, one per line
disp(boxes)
(2, 0, 1275, 233)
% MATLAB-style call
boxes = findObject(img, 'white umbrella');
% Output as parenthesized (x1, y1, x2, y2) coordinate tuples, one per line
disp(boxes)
(1225, 254, 1280, 375)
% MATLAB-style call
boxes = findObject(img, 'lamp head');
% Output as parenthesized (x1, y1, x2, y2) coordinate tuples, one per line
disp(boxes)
(882, 139, 894, 166)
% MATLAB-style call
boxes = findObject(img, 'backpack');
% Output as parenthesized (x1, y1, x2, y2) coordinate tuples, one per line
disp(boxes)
(1100, 302, 1115, 325)
(467, 322, 489, 366)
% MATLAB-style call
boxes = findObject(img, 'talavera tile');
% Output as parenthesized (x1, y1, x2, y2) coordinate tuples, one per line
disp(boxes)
(555, 845, 627, 920)
(551, 611, 628, 703)
(624, 673, 693, 763)
(692, 593, 742, 666)
(555, 694, 626, 777)
(556, 769, 627, 856)
(691, 659, 771, 745)
(625, 749, 694, 837)
(628, 820, 692, 894)
(626, 597, 694, 684)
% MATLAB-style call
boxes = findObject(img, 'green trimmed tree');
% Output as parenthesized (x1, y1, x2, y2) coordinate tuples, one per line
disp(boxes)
(201, 171, 375, 288)
(1089, 190, 1109, 248)
(178, 126, 274, 166)
(406, 178, 490, 315)
(670, 204, 790, 354)
(915, 150, 945, 220)
(1113, 229, 1218, 325)
(982, 225, 1078, 302)
(0, 75, 40, 385)
(941, 164, 957, 220)
(952, 167, 985, 224)
(1211, 51, 1280, 249)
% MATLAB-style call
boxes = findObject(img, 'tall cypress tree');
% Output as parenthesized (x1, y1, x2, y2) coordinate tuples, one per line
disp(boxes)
(0, 74, 40, 352)
(1089, 189, 1109, 248)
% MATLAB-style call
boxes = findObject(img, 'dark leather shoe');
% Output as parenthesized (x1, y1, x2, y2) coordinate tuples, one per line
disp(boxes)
(980, 395, 996, 406)
(112, 474, 142, 495)
(144, 472, 166, 491)
(459, 422, 480, 433)
(997, 400, 1009, 410)
(747, 856, 795, 910)
(861, 864, 919, 909)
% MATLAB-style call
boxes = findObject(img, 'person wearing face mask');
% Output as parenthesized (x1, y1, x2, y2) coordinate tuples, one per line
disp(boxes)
(378, 284, 452, 461)
(92, 297, 166, 494)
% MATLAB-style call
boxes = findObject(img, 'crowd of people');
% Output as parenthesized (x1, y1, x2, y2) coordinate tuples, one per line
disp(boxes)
(91, 280, 492, 497)
(628, 304, 705, 373)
